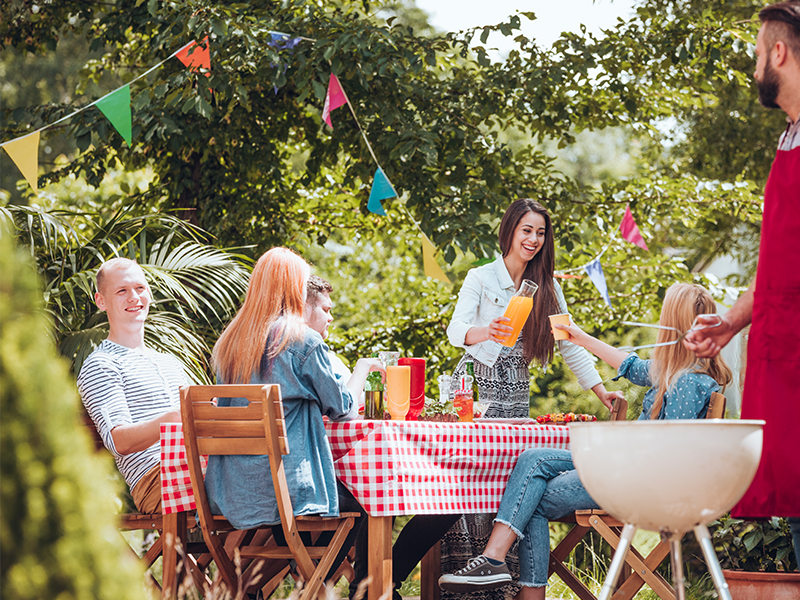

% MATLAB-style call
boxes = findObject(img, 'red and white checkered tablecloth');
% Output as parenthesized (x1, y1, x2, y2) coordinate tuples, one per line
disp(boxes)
(160, 423, 207, 515)
(160, 420, 569, 516)
(326, 420, 569, 516)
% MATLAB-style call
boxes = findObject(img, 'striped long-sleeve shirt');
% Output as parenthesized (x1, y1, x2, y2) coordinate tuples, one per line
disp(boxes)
(77, 340, 188, 492)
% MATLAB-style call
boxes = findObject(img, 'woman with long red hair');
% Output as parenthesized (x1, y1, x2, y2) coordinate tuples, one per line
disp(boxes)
(204, 247, 366, 585)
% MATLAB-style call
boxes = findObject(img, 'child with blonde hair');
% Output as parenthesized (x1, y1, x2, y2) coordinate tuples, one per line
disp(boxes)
(439, 282, 732, 600)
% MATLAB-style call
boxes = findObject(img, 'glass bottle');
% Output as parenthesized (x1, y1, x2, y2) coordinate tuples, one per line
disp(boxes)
(364, 352, 384, 420)
(498, 279, 539, 348)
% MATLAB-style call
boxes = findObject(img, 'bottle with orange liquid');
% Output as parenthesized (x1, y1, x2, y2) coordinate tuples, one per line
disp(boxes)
(498, 279, 538, 348)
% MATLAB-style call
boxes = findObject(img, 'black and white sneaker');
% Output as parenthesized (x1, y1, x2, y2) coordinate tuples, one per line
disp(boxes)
(438, 555, 512, 592)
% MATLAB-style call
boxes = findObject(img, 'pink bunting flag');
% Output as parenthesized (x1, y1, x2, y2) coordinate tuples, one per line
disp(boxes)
(322, 74, 347, 128)
(177, 37, 211, 74)
(619, 205, 649, 251)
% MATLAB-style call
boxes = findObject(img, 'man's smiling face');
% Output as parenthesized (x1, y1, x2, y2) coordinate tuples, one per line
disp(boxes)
(95, 264, 152, 326)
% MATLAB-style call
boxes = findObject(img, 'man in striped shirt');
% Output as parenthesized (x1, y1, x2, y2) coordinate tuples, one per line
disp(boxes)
(78, 258, 188, 514)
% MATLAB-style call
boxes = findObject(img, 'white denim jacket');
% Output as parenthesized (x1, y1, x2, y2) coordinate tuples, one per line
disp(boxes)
(446, 257, 602, 390)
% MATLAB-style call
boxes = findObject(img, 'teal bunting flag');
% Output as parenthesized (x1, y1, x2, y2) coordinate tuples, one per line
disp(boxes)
(367, 168, 396, 215)
(96, 84, 132, 145)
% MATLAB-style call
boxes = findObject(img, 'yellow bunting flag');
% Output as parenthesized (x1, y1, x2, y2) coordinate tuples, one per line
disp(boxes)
(421, 233, 451, 284)
(1, 132, 40, 192)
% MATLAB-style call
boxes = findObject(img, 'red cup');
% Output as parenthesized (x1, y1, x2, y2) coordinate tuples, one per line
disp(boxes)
(399, 357, 426, 420)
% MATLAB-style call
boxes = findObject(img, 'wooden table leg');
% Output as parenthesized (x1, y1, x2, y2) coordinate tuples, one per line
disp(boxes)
(367, 516, 393, 600)
(161, 512, 187, 600)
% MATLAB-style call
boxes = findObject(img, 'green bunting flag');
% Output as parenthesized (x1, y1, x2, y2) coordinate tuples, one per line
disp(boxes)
(96, 84, 132, 145)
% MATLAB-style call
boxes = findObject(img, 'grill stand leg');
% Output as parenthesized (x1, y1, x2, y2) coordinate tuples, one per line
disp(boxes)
(694, 524, 733, 600)
(668, 534, 686, 600)
(598, 523, 636, 600)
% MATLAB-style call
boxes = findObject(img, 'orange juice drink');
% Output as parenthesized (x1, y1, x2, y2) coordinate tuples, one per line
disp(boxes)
(499, 295, 534, 347)
(386, 365, 411, 420)
(454, 389, 474, 422)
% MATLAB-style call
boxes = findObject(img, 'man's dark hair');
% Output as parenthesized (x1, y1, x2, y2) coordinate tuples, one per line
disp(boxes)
(760, 1, 800, 60)
(306, 275, 333, 308)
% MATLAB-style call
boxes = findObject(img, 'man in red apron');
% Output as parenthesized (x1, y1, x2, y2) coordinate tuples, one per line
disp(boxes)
(684, 0, 800, 565)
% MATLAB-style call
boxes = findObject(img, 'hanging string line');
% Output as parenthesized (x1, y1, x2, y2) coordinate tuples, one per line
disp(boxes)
(0, 40, 199, 147)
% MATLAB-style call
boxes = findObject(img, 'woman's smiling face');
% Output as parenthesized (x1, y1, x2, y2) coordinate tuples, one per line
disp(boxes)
(510, 211, 547, 263)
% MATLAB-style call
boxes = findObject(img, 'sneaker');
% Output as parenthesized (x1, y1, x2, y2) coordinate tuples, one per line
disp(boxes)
(438, 555, 512, 592)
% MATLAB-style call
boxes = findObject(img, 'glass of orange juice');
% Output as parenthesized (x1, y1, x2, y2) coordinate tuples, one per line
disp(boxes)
(499, 279, 538, 347)
(386, 365, 411, 420)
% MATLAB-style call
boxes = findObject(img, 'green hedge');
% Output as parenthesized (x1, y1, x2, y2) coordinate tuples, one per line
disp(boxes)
(1, 225, 145, 600)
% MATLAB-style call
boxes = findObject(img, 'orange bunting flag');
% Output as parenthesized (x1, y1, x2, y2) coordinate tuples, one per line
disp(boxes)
(177, 37, 211, 74)
(322, 74, 347, 128)
(421, 233, 451, 284)
(619, 205, 649, 251)
(1, 131, 40, 191)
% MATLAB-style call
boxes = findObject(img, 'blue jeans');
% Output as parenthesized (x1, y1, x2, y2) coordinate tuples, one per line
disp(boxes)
(494, 448, 599, 587)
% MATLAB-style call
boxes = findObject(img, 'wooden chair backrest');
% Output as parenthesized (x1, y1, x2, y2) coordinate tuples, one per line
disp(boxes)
(610, 398, 628, 421)
(180, 384, 293, 542)
(707, 391, 726, 419)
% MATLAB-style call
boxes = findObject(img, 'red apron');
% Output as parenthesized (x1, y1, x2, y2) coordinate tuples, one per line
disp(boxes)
(733, 140, 800, 519)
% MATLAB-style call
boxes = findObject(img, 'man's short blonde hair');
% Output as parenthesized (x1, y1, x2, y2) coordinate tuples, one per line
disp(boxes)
(96, 257, 143, 295)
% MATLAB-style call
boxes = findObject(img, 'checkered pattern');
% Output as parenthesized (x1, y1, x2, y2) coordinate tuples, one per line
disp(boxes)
(161, 420, 569, 516)
(160, 423, 206, 515)
(327, 421, 569, 516)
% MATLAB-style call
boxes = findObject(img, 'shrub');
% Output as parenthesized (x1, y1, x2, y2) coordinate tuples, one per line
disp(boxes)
(0, 224, 145, 600)
(711, 514, 798, 573)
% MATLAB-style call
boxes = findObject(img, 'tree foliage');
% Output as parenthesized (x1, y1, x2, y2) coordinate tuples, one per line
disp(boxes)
(1, 0, 779, 411)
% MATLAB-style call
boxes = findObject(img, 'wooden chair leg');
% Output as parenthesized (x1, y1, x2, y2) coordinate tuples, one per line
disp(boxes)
(420, 540, 442, 600)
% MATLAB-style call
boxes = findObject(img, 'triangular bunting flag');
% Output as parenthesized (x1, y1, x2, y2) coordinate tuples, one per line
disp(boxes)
(268, 32, 302, 50)
(177, 37, 211, 73)
(584, 259, 612, 307)
(1, 132, 40, 192)
(367, 168, 395, 215)
(421, 233, 451, 284)
(96, 85, 132, 145)
(322, 73, 347, 128)
(619, 205, 649, 251)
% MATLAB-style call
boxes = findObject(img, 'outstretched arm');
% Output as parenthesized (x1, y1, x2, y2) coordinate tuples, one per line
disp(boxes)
(555, 322, 629, 371)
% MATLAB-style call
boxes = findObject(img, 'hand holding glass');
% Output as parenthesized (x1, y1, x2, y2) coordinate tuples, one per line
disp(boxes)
(386, 365, 411, 420)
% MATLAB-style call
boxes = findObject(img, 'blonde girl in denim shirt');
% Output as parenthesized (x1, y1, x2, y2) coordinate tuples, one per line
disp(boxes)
(439, 283, 732, 600)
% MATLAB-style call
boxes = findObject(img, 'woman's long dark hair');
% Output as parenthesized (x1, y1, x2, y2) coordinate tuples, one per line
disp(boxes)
(498, 199, 559, 367)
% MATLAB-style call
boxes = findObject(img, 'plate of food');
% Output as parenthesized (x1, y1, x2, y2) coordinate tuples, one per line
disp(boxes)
(535, 412, 597, 425)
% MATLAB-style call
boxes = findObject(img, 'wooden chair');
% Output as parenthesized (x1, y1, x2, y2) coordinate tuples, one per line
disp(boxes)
(180, 384, 359, 600)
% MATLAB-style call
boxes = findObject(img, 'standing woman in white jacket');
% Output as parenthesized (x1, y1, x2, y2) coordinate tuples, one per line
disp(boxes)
(439, 198, 623, 600)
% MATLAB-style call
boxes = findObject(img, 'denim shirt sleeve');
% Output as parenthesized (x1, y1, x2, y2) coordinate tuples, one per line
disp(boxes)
(613, 352, 652, 387)
(304, 342, 355, 421)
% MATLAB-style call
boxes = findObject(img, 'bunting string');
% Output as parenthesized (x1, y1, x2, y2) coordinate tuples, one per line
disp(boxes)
(1, 27, 651, 291)
(0, 40, 198, 148)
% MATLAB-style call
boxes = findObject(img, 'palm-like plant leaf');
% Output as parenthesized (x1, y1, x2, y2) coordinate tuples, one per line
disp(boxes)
(5, 204, 251, 380)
